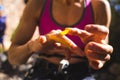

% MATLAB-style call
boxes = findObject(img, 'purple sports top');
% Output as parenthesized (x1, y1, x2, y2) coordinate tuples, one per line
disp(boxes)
(39, 0, 94, 50)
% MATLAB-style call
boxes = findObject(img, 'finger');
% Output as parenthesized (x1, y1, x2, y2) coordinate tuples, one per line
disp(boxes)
(54, 42, 82, 59)
(89, 60, 105, 70)
(39, 35, 47, 43)
(49, 29, 62, 34)
(55, 42, 85, 57)
(85, 42, 113, 55)
(41, 40, 55, 52)
(47, 30, 78, 49)
(66, 28, 92, 37)
(70, 46, 85, 56)
(85, 24, 109, 40)
(85, 24, 109, 35)
(86, 50, 111, 61)
(66, 28, 94, 44)
(47, 48, 71, 60)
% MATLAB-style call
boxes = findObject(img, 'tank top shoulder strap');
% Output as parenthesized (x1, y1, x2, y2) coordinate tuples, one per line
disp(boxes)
(43, 0, 51, 14)
(85, 0, 93, 14)
(84, 0, 94, 23)
(85, 0, 91, 6)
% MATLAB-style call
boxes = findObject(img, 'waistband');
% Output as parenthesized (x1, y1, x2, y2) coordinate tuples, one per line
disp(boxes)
(39, 53, 87, 60)
(24, 58, 96, 80)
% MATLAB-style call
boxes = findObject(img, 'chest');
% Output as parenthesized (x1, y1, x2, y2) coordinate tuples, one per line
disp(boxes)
(51, 1, 84, 26)
(39, 0, 94, 31)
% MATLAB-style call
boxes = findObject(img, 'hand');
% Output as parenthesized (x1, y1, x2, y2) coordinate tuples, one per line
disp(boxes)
(66, 24, 113, 69)
(28, 35, 47, 53)
(85, 41, 113, 69)
(44, 29, 84, 59)
(84, 24, 113, 69)
(28, 29, 80, 59)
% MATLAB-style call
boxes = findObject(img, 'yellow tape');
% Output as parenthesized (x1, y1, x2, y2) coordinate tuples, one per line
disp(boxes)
(60, 28, 70, 36)
(47, 28, 71, 47)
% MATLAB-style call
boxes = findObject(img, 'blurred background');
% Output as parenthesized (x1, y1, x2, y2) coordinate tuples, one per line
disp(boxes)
(0, 0, 120, 80)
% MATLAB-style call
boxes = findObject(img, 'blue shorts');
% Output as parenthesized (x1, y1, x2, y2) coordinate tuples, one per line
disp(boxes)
(0, 36, 3, 43)
(24, 59, 96, 80)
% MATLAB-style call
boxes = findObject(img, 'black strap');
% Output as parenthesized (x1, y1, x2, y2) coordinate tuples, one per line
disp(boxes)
(39, 53, 87, 60)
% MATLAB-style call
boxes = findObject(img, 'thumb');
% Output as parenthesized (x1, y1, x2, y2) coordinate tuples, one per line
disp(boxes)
(85, 24, 109, 40)
(39, 35, 47, 44)
(66, 28, 93, 44)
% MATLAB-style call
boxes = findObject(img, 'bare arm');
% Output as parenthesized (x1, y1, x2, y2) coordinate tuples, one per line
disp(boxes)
(65, 0, 113, 69)
(92, 0, 111, 27)
(8, 0, 45, 65)
(86, 0, 112, 69)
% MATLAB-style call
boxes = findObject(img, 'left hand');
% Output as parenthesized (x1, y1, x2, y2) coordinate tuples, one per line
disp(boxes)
(67, 24, 113, 69)
(44, 29, 84, 59)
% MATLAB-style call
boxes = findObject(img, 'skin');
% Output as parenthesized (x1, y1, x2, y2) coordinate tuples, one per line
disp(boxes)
(8, 0, 113, 70)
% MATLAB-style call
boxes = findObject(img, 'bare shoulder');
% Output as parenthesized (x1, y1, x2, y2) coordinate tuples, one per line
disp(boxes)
(23, 0, 46, 19)
(91, 0, 110, 10)
(28, 0, 46, 8)
(91, 0, 111, 26)
(11, 0, 47, 44)
(92, 0, 110, 12)
(27, 0, 45, 7)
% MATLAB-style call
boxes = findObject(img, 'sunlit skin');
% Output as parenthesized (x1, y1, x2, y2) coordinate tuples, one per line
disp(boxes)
(38, 24, 113, 69)
(65, 25, 113, 69)
(8, 0, 113, 70)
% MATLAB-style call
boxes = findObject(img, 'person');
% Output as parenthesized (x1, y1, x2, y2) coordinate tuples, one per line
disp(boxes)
(0, 5, 7, 70)
(8, 0, 113, 80)
(0, 5, 6, 52)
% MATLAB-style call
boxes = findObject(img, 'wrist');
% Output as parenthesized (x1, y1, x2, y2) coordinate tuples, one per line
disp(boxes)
(27, 38, 44, 54)
(27, 41, 34, 54)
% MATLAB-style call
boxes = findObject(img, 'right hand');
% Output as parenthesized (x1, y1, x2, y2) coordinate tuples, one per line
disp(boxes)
(45, 29, 85, 59)
(66, 25, 113, 69)
(29, 29, 84, 59)
(28, 35, 47, 53)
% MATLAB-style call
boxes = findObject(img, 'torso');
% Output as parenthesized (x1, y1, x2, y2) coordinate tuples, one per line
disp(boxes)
(38, 0, 94, 64)
(51, 0, 85, 26)
(39, 0, 94, 48)
(10, 0, 110, 65)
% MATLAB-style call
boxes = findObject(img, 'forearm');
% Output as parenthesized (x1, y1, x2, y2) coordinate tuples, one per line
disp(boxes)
(8, 42, 33, 65)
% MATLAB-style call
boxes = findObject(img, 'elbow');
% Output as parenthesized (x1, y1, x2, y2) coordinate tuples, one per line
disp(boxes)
(8, 50, 21, 66)
(8, 53, 18, 66)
